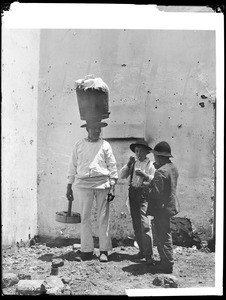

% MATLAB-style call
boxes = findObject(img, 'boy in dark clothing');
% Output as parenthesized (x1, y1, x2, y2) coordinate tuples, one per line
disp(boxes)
(147, 141, 179, 273)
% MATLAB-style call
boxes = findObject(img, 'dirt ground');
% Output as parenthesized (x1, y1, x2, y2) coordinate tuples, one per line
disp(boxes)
(2, 237, 215, 296)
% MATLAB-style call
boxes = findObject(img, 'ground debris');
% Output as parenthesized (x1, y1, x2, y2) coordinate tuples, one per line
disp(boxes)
(2, 238, 215, 295)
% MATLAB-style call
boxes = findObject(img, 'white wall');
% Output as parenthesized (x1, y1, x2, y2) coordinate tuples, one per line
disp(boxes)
(2, 29, 40, 246)
(1, 28, 216, 245)
(37, 29, 215, 240)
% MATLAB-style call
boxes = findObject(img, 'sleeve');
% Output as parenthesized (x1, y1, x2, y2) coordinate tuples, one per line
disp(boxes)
(104, 142, 118, 185)
(119, 164, 132, 179)
(67, 148, 78, 184)
(146, 162, 156, 183)
(148, 169, 166, 199)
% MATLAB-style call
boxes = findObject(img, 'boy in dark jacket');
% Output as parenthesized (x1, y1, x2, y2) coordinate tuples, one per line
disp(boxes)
(147, 141, 179, 273)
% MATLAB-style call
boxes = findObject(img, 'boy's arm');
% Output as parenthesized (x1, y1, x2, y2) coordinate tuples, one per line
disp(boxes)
(148, 169, 166, 199)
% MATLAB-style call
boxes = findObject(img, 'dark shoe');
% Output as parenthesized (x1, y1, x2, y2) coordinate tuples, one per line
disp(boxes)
(146, 257, 155, 266)
(80, 251, 94, 261)
(158, 265, 173, 274)
(153, 260, 161, 265)
(134, 251, 145, 259)
(99, 251, 108, 262)
(149, 263, 173, 274)
(147, 259, 161, 265)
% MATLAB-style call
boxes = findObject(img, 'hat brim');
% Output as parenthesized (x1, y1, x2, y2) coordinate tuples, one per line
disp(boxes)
(152, 150, 173, 157)
(80, 122, 108, 128)
(130, 144, 152, 153)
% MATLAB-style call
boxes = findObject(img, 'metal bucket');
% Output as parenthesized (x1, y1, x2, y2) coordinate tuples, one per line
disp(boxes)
(55, 199, 81, 224)
(55, 211, 81, 224)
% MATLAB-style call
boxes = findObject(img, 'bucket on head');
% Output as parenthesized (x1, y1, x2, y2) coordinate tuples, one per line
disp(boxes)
(75, 75, 110, 121)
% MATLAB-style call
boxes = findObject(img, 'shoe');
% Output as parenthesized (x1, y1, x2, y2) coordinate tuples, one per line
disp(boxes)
(99, 251, 108, 262)
(149, 263, 173, 274)
(158, 264, 173, 274)
(133, 251, 145, 259)
(153, 260, 161, 265)
(80, 251, 94, 261)
(146, 257, 155, 266)
(146, 258, 161, 265)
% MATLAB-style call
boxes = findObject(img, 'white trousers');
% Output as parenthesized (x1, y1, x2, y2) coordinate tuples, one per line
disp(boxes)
(76, 188, 112, 253)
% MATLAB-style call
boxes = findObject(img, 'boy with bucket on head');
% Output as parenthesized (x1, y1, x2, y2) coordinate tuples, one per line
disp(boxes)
(146, 141, 180, 274)
(120, 139, 156, 265)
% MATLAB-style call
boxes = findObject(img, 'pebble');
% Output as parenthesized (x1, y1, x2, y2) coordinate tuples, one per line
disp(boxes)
(61, 277, 71, 284)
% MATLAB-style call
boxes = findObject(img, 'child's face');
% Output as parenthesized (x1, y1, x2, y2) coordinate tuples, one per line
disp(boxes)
(154, 154, 161, 164)
(135, 146, 148, 162)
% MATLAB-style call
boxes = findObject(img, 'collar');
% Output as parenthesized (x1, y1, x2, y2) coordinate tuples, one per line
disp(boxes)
(158, 160, 171, 168)
(85, 137, 101, 143)
(136, 157, 149, 163)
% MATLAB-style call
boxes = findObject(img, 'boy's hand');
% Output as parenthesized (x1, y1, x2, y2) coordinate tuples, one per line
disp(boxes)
(127, 156, 135, 168)
(135, 169, 148, 180)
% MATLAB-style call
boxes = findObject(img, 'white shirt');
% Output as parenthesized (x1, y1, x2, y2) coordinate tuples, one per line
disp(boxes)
(67, 138, 118, 189)
(120, 158, 155, 187)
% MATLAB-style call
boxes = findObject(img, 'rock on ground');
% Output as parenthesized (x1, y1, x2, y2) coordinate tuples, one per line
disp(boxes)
(42, 275, 65, 295)
(16, 280, 46, 295)
(153, 274, 179, 288)
(2, 273, 19, 288)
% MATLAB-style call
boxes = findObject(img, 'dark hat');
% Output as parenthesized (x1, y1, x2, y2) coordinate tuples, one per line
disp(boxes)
(152, 141, 173, 157)
(80, 121, 108, 128)
(130, 139, 152, 153)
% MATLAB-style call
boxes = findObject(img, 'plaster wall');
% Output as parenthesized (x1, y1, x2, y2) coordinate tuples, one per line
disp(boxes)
(2, 29, 40, 246)
(37, 29, 215, 241)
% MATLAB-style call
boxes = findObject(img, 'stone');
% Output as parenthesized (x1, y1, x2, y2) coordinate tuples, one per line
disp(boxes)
(18, 274, 32, 280)
(16, 280, 46, 295)
(52, 258, 64, 267)
(61, 276, 71, 284)
(72, 243, 81, 250)
(2, 273, 19, 288)
(42, 276, 64, 295)
(170, 217, 201, 248)
(46, 287, 62, 295)
(62, 284, 72, 295)
(29, 238, 36, 247)
(152, 274, 179, 288)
